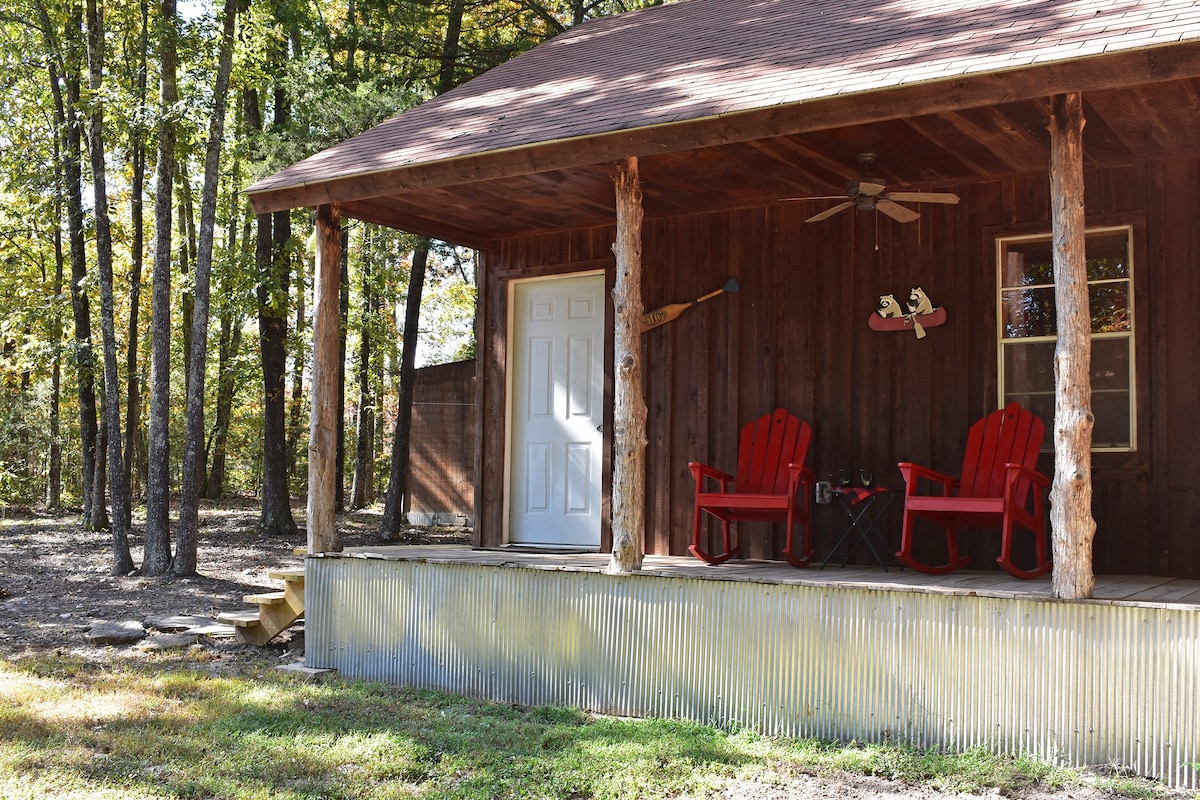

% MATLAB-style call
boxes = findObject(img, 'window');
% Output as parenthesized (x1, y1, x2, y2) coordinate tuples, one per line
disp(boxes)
(997, 226, 1134, 451)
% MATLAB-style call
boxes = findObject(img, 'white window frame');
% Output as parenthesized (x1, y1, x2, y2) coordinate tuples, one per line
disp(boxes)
(995, 224, 1136, 452)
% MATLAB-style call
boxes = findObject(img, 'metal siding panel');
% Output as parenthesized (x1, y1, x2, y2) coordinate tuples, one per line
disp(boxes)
(304, 557, 1200, 788)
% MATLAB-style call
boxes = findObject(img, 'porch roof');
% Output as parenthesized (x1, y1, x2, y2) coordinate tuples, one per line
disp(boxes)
(246, 0, 1200, 248)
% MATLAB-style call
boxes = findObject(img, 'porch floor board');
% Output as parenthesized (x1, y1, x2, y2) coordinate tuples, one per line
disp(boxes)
(327, 545, 1200, 610)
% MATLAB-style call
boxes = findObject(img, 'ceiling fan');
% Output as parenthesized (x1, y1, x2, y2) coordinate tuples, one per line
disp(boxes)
(786, 153, 960, 223)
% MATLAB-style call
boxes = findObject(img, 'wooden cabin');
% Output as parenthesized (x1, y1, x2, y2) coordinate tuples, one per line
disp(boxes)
(248, 0, 1200, 786)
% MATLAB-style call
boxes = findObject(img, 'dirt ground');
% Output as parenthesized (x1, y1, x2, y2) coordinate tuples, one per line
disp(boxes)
(0, 501, 1192, 800)
(0, 498, 468, 663)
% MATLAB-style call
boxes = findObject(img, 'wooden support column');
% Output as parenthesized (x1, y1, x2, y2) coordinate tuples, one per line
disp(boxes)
(308, 203, 343, 554)
(1048, 92, 1095, 599)
(608, 157, 646, 573)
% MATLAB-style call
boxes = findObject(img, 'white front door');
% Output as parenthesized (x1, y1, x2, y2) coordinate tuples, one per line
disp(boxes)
(507, 272, 605, 548)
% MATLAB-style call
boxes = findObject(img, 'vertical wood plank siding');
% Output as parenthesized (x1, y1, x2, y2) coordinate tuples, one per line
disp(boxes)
(481, 159, 1200, 580)
(407, 361, 475, 523)
(306, 556, 1200, 788)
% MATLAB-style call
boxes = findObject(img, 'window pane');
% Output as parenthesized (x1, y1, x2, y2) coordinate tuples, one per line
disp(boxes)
(1085, 231, 1130, 280)
(1092, 337, 1131, 391)
(1002, 287, 1056, 338)
(1003, 392, 1055, 443)
(1003, 337, 1132, 449)
(1004, 340, 1055, 393)
(1000, 231, 1130, 287)
(1092, 391, 1131, 449)
(1090, 284, 1130, 332)
(1001, 243, 1053, 288)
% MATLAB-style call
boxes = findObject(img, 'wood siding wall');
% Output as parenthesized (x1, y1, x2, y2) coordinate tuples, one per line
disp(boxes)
(478, 158, 1200, 580)
(408, 360, 476, 522)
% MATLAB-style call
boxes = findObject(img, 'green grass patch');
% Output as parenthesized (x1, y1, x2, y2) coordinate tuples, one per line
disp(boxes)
(0, 654, 1186, 799)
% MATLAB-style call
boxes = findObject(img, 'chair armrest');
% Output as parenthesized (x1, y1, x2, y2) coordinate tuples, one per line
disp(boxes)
(897, 462, 958, 496)
(787, 463, 816, 496)
(689, 461, 734, 491)
(1004, 462, 1051, 491)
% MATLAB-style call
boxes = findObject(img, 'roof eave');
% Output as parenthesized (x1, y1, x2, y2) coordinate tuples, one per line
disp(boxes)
(245, 41, 1200, 216)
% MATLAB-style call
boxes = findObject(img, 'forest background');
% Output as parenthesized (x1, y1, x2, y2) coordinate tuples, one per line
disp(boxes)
(0, 0, 658, 576)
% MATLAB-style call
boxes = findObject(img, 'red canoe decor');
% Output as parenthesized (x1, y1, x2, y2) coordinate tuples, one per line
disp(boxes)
(870, 288, 946, 339)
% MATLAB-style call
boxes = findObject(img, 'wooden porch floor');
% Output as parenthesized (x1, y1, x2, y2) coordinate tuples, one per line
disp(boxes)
(332, 545, 1200, 610)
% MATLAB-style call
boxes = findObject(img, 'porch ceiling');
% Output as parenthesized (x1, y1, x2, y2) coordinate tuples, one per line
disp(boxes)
(331, 72, 1200, 250)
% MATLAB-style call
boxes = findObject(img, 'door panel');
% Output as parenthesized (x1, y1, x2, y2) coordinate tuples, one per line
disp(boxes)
(509, 272, 605, 547)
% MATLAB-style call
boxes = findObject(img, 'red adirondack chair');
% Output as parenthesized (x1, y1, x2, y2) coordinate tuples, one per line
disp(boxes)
(689, 408, 815, 567)
(895, 402, 1051, 579)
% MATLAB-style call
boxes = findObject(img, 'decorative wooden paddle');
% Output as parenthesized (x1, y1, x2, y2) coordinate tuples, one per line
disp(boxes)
(640, 278, 739, 333)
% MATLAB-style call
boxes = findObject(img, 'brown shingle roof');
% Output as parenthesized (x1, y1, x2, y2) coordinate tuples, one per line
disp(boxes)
(247, 0, 1200, 198)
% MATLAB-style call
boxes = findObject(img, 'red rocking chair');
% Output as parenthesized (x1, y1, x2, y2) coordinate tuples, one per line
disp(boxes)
(896, 402, 1051, 579)
(689, 408, 815, 568)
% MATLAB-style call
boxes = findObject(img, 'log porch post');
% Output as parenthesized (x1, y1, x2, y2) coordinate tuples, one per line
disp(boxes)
(609, 157, 647, 573)
(308, 203, 343, 554)
(1048, 92, 1096, 599)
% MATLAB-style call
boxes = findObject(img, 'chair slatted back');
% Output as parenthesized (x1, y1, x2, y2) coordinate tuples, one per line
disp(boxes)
(957, 402, 1045, 503)
(735, 408, 812, 495)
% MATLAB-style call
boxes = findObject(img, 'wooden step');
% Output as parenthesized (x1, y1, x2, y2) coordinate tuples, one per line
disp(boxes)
(217, 610, 262, 628)
(269, 568, 305, 582)
(244, 591, 287, 606)
(222, 566, 306, 647)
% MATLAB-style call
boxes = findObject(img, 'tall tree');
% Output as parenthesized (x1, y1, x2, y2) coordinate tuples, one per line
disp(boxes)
(174, 0, 237, 575)
(124, 0, 149, 500)
(381, 238, 428, 538)
(37, 0, 100, 520)
(336, 227, 349, 511)
(85, 0, 134, 571)
(143, 0, 180, 575)
(381, 0, 464, 537)
(44, 50, 67, 510)
(250, 72, 297, 536)
(349, 230, 375, 509)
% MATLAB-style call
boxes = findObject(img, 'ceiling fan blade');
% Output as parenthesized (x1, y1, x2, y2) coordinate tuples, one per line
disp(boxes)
(884, 191, 960, 205)
(858, 181, 887, 196)
(779, 195, 847, 202)
(805, 201, 854, 223)
(876, 199, 921, 223)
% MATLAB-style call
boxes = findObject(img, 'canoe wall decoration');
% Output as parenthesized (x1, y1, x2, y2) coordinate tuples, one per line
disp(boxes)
(870, 287, 946, 339)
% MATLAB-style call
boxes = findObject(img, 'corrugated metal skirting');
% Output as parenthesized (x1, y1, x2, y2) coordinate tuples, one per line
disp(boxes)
(305, 557, 1199, 788)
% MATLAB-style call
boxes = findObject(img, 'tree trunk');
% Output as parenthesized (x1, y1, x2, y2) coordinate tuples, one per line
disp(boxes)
(381, 240, 429, 540)
(90, 417, 110, 532)
(286, 267, 304, 474)
(336, 228, 350, 512)
(308, 204, 343, 553)
(350, 242, 374, 509)
(47, 115, 66, 510)
(84, 0, 134, 571)
(246, 85, 297, 538)
(51, 5, 100, 521)
(257, 208, 298, 537)
(174, 0, 236, 576)
(207, 314, 241, 500)
(1048, 92, 1096, 600)
(125, 0, 149, 502)
(178, 163, 195, 399)
(378, 2, 467, 537)
(608, 157, 646, 573)
(143, 0, 179, 575)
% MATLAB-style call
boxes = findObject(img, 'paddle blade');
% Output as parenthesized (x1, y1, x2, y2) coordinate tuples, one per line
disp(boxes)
(885, 191, 960, 204)
(805, 201, 853, 223)
(876, 199, 921, 223)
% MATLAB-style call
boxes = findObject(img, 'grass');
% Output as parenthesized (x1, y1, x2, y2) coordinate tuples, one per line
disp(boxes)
(0, 653, 1188, 800)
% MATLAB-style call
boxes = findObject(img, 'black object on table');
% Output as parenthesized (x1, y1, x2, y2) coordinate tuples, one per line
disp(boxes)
(817, 485, 903, 570)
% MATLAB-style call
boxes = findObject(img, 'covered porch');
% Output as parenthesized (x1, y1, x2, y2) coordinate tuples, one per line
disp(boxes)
(304, 547, 1200, 788)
